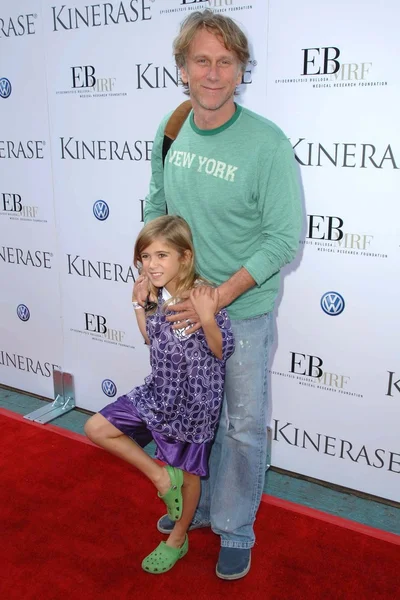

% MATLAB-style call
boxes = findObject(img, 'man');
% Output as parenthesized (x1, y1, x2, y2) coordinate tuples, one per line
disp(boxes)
(141, 9, 302, 580)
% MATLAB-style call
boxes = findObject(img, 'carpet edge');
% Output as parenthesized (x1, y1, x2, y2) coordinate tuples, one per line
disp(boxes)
(1, 407, 398, 545)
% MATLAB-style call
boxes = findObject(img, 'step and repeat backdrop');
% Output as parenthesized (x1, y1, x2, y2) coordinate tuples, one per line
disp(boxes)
(1, 0, 399, 502)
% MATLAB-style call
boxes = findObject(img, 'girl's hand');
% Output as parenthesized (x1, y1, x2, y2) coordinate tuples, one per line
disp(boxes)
(189, 287, 219, 325)
(133, 275, 153, 306)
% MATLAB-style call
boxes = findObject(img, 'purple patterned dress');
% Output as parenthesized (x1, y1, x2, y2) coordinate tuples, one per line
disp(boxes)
(100, 290, 235, 475)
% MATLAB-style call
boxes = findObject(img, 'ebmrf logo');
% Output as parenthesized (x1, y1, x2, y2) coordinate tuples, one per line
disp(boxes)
(301, 47, 372, 83)
(69, 312, 135, 350)
(1, 192, 44, 223)
(67, 65, 125, 97)
(276, 46, 388, 90)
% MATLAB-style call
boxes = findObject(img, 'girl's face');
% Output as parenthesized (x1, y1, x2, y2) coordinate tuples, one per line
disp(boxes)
(140, 238, 189, 294)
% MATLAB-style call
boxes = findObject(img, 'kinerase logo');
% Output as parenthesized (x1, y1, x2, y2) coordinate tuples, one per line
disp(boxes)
(17, 304, 30, 321)
(60, 137, 152, 161)
(67, 254, 135, 283)
(273, 419, 400, 474)
(51, 1, 152, 31)
(136, 63, 179, 90)
(102, 379, 117, 397)
(0, 78, 12, 99)
(241, 59, 257, 86)
(0, 350, 60, 378)
(93, 200, 109, 221)
(292, 138, 398, 169)
(0, 140, 45, 160)
(386, 372, 400, 397)
(0, 13, 36, 37)
(0, 247, 52, 269)
(320, 292, 345, 316)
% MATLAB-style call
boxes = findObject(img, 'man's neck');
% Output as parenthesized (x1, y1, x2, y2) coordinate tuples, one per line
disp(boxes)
(192, 100, 236, 131)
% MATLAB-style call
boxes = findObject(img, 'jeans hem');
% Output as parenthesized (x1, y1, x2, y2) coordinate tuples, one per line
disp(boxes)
(220, 540, 254, 550)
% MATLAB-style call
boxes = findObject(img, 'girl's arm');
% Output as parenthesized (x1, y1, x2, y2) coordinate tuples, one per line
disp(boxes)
(133, 303, 150, 345)
(189, 287, 222, 359)
(132, 280, 150, 344)
(199, 316, 223, 360)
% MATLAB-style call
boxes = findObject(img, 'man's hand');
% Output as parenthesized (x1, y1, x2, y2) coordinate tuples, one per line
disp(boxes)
(166, 290, 202, 334)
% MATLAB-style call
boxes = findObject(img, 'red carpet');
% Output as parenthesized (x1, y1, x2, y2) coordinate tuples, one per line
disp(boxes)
(0, 408, 399, 600)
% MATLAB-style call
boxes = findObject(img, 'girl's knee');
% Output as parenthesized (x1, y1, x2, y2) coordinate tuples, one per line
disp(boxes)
(84, 413, 107, 442)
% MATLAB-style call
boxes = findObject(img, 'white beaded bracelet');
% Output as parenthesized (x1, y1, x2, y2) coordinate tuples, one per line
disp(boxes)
(132, 301, 144, 311)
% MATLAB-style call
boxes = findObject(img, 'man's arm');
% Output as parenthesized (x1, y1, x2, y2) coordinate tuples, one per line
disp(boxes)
(217, 267, 256, 311)
(166, 268, 255, 332)
(240, 137, 302, 289)
(168, 137, 302, 329)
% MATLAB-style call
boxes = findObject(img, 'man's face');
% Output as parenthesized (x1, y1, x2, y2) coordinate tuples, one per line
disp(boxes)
(180, 28, 243, 113)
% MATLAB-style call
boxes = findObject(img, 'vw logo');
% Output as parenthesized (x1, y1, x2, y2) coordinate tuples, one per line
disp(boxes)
(321, 292, 345, 316)
(0, 77, 12, 99)
(93, 200, 109, 221)
(102, 379, 117, 397)
(17, 304, 30, 321)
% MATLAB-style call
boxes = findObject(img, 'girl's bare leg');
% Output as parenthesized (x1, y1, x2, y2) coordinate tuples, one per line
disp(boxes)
(84, 413, 171, 495)
(166, 472, 200, 548)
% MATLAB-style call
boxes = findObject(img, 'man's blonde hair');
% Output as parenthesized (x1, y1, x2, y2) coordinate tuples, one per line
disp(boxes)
(173, 9, 250, 93)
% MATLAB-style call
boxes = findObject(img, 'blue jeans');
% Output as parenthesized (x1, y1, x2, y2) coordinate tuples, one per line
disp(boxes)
(195, 313, 273, 549)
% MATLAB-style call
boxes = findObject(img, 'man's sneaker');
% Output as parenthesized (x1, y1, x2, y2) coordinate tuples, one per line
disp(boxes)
(216, 547, 251, 580)
(157, 514, 209, 534)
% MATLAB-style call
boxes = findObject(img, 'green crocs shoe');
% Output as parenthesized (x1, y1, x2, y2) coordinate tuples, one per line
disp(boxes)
(158, 465, 184, 521)
(142, 536, 189, 574)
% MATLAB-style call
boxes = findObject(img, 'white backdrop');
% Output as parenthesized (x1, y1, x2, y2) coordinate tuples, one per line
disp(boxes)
(1, 0, 399, 502)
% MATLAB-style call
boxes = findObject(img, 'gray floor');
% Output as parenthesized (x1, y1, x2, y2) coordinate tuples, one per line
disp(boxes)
(1, 385, 399, 536)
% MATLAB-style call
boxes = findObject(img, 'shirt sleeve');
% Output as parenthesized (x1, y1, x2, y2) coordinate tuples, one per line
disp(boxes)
(143, 113, 171, 224)
(242, 137, 302, 286)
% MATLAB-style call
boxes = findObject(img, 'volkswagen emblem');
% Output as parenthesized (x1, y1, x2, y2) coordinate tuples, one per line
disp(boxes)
(321, 292, 345, 316)
(102, 379, 117, 397)
(93, 200, 109, 221)
(17, 304, 30, 321)
(0, 77, 12, 99)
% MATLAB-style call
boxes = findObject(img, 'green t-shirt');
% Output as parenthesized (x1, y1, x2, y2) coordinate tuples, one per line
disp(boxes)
(144, 104, 302, 320)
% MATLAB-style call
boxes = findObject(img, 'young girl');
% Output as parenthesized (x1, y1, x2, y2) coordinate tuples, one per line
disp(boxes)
(84, 215, 235, 574)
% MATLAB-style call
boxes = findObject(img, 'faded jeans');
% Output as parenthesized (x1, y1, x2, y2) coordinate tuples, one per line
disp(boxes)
(195, 312, 273, 549)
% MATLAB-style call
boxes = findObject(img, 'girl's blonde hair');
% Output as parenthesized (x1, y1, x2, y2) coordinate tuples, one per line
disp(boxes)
(173, 9, 250, 95)
(134, 215, 198, 313)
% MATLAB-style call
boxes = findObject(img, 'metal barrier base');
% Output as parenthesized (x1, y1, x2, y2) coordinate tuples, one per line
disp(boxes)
(24, 370, 75, 424)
